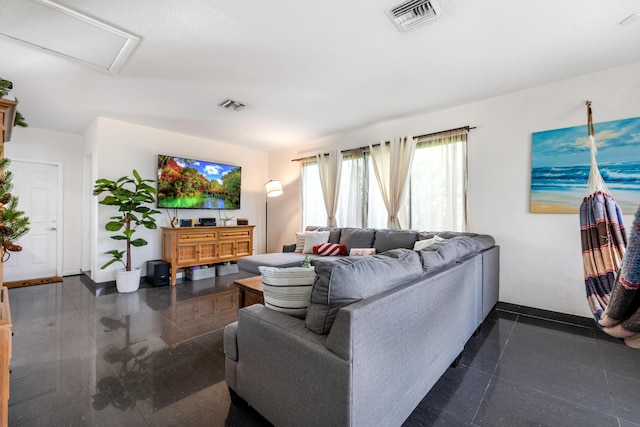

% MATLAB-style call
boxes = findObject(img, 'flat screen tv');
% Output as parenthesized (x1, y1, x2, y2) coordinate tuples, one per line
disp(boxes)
(157, 154, 241, 209)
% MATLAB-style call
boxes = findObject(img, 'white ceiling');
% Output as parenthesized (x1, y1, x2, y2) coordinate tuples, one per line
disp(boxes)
(2, 0, 640, 151)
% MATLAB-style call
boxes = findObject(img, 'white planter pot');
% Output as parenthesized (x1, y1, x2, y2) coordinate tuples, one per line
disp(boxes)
(115, 268, 141, 293)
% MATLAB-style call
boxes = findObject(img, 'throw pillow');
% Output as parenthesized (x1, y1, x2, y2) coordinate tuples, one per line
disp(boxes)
(259, 266, 316, 318)
(294, 232, 306, 253)
(302, 230, 330, 254)
(413, 235, 444, 251)
(313, 243, 347, 256)
(349, 248, 376, 256)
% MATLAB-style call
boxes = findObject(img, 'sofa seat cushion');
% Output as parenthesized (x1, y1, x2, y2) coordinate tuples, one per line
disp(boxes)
(373, 229, 418, 253)
(237, 252, 314, 276)
(259, 266, 316, 318)
(306, 249, 423, 334)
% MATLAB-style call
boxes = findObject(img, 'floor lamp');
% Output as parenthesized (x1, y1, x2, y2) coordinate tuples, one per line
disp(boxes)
(265, 180, 283, 252)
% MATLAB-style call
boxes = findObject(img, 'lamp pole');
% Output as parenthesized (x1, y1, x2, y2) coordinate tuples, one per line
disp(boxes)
(265, 180, 283, 253)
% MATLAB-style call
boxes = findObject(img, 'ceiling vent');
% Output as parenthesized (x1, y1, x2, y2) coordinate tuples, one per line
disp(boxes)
(386, 0, 441, 32)
(219, 99, 245, 112)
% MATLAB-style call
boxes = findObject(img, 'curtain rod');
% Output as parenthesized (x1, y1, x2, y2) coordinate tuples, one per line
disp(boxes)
(291, 125, 475, 162)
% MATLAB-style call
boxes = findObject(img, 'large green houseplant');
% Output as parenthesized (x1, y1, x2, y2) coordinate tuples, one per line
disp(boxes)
(93, 170, 160, 293)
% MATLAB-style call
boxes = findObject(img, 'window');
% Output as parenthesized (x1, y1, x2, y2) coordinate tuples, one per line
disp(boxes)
(409, 130, 467, 231)
(335, 150, 367, 228)
(301, 161, 325, 229)
(300, 129, 467, 231)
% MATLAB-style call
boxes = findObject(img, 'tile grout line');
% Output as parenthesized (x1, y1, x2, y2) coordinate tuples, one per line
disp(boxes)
(470, 313, 519, 424)
(489, 313, 628, 423)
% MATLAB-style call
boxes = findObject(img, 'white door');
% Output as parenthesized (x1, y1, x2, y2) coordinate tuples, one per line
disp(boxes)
(3, 161, 59, 281)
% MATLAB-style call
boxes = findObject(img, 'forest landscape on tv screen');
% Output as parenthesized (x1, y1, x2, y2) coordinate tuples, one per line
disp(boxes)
(157, 154, 241, 209)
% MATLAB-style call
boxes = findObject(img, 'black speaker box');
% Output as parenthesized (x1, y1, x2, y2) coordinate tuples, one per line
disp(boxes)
(146, 260, 170, 287)
(199, 218, 216, 226)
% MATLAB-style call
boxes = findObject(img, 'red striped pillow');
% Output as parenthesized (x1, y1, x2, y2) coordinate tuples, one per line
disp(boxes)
(313, 243, 347, 256)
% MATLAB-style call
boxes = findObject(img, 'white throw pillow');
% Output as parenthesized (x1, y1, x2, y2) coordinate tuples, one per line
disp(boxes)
(349, 248, 376, 256)
(413, 236, 445, 251)
(294, 232, 306, 253)
(259, 266, 316, 318)
(302, 231, 330, 254)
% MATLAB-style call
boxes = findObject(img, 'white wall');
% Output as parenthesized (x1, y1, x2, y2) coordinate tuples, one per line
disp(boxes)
(268, 60, 640, 317)
(6, 126, 84, 276)
(85, 117, 269, 284)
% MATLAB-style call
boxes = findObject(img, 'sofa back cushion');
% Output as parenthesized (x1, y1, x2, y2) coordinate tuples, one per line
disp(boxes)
(339, 228, 376, 253)
(448, 236, 478, 260)
(259, 266, 316, 319)
(373, 229, 419, 253)
(306, 249, 423, 334)
(417, 241, 458, 275)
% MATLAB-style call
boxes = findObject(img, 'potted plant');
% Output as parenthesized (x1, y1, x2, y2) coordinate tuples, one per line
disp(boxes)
(221, 213, 235, 226)
(93, 170, 160, 293)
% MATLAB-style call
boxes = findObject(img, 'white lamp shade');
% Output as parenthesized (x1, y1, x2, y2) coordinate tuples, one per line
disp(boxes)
(265, 180, 283, 198)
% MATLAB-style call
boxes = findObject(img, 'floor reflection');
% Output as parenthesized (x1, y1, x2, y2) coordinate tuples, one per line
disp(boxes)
(8, 275, 248, 426)
(10, 276, 640, 426)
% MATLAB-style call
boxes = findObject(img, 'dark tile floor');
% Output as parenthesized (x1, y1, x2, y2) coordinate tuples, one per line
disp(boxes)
(7, 275, 640, 426)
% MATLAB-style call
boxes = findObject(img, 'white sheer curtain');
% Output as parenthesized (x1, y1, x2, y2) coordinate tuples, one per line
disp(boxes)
(301, 160, 326, 229)
(336, 149, 366, 227)
(410, 128, 468, 231)
(369, 136, 416, 230)
(316, 150, 343, 227)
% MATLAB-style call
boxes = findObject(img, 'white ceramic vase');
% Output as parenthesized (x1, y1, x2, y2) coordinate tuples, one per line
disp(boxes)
(115, 268, 141, 293)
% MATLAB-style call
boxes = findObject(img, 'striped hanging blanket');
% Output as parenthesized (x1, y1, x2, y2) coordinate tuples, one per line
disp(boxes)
(599, 205, 640, 348)
(580, 191, 627, 322)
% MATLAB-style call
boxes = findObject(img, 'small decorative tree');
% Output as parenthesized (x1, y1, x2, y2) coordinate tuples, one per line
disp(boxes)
(93, 170, 160, 271)
(0, 153, 29, 261)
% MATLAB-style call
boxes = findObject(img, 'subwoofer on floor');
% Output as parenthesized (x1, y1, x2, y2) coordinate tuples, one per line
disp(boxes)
(146, 260, 170, 287)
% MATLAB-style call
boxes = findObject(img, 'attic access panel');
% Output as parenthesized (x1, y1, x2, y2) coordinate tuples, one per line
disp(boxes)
(0, 0, 139, 74)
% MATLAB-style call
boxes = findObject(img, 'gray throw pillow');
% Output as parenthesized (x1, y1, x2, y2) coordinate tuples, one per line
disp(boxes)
(306, 249, 423, 334)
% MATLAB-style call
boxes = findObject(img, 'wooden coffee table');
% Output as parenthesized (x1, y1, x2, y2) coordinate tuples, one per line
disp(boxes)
(233, 276, 264, 308)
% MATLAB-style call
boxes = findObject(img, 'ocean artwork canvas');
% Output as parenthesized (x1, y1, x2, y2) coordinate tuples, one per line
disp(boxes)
(531, 116, 640, 214)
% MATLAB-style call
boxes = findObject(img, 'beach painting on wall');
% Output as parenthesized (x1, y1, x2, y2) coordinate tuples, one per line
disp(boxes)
(531, 116, 640, 214)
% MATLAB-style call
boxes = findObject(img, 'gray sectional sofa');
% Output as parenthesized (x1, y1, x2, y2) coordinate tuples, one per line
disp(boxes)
(225, 227, 499, 427)
(237, 226, 495, 278)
